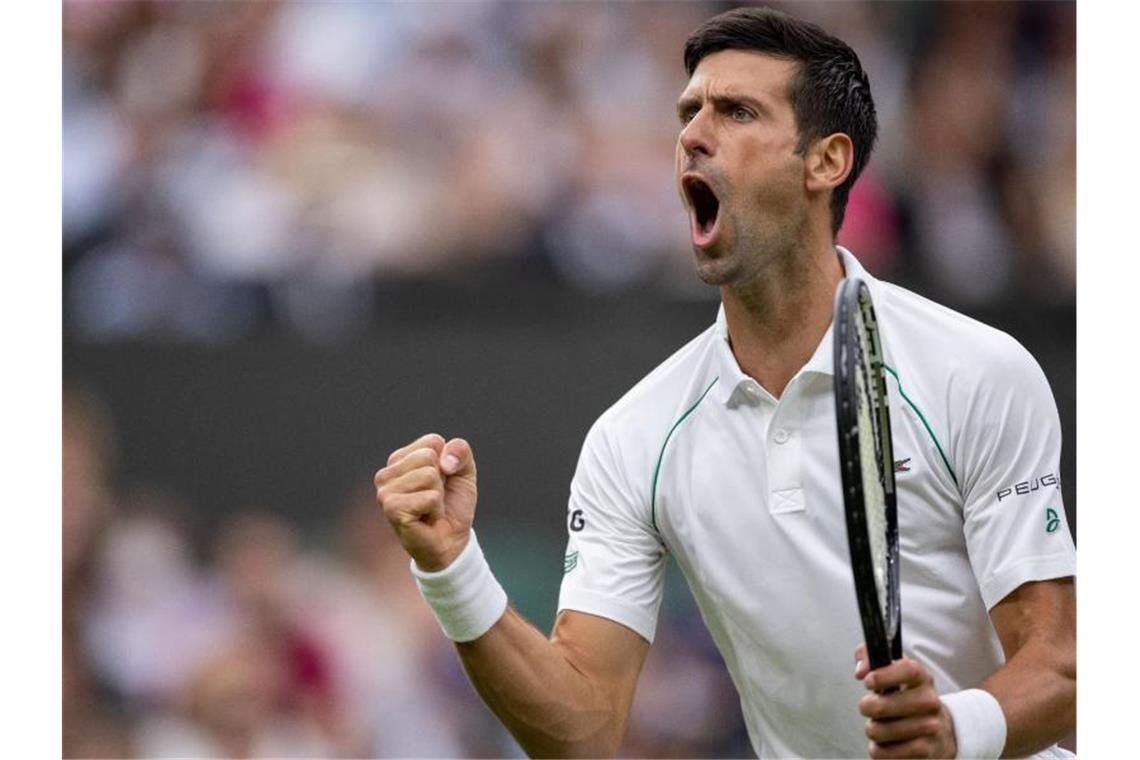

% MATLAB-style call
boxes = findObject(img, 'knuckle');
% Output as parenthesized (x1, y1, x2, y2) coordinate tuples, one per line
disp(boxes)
(407, 451, 439, 475)
(394, 509, 419, 527)
(415, 464, 443, 488)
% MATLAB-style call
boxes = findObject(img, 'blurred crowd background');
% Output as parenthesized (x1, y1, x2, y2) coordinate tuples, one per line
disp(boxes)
(62, 1, 1076, 757)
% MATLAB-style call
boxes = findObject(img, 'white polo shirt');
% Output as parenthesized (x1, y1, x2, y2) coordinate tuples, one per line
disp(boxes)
(557, 247, 1075, 758)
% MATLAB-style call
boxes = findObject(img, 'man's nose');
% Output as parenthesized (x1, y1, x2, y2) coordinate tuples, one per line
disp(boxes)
(679, 108, 714, 158)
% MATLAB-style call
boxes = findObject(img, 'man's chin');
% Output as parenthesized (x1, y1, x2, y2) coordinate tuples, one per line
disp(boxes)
(693, 262, 738, 284)
(693, 255, 740, 287)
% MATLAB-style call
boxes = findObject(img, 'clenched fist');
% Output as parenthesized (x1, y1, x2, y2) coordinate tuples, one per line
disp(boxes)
(374, 433, 477, 572)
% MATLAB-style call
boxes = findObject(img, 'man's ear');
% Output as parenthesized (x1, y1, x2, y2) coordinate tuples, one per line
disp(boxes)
(804, 133, 854, 193)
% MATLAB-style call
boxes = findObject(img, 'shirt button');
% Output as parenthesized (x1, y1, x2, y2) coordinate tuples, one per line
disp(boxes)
(773, 428, 790, 444)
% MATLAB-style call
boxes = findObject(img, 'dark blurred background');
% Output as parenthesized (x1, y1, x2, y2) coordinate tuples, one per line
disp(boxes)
(62, 1, 1075, 757)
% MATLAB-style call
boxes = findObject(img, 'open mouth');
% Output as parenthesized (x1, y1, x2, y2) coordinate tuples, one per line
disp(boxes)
(683, 176, 721, 245)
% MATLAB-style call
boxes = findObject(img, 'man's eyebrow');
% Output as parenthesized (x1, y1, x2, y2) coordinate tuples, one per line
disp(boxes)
(676, 93, 700, 116)
(676, 92, 771, 117)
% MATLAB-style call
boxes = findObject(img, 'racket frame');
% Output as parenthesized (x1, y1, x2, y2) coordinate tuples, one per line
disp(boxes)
(833, 277, 902, 671)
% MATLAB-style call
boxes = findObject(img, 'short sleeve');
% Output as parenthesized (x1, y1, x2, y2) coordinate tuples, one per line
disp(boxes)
(956, 341, 1076, 610)
(557, 421, 666, 643)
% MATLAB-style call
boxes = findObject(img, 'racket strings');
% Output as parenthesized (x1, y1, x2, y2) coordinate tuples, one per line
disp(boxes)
(853, 307, 890, 623)
(857, 292, 901, 642)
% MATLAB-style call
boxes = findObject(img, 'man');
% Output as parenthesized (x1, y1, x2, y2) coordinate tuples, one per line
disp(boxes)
(374, 7, 1075, 758)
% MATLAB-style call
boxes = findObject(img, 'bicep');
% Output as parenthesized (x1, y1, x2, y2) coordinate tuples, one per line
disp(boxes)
(988, 578, 1075, 665)
(551, 610, 651, 729)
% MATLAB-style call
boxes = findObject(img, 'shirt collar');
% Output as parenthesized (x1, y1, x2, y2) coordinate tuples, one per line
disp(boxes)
(712, 246, 877, 407)
(712, 306, 756, 406)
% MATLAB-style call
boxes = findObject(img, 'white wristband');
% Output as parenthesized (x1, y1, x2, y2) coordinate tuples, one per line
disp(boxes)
(410, 531, 508, 643)
(942, 688, 1007, 759)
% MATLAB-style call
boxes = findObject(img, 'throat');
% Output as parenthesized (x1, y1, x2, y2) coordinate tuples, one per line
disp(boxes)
(726, 328, 810, 400)
(720, 247, 843, 399)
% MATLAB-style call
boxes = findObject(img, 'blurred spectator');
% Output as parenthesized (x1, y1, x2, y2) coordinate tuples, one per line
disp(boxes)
(83, 488, 234, 708)
(63, 1, 1074, 344)
(65, 457, 524, 757)
(62, 386, 117, 589)
(133, 636, 328, 758)
(63, 386, 134, 759)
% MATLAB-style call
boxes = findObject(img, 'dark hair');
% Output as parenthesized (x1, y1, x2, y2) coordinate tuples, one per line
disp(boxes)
(683, 7, 877, 235)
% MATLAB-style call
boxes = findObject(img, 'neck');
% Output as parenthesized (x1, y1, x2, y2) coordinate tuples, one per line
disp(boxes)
(721, 240, 844, 399)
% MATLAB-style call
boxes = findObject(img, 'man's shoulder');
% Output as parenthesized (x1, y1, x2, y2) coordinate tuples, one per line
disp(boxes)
(876, 279, 1040, 384)
(873, 280, 1056, 438)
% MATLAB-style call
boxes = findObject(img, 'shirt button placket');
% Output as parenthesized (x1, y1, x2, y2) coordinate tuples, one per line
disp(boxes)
(767, 403, 803, 513)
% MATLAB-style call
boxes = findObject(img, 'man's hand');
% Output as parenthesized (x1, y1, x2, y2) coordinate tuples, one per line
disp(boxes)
(374, 433, 477, 572)
(854, 643, 957, 759)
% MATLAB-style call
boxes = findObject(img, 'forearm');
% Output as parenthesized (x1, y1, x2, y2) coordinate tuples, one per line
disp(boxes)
(456, 608, 626, 758)
(978, 637, 1076, 757)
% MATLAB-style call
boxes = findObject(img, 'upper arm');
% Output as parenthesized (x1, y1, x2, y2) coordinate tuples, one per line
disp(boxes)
(988, 578, 1075, 671)
(558, 421, 667, 643)
(551, 609, 652, 745)
(547, 421, 661, 753)
(953, 339, 1075, 609)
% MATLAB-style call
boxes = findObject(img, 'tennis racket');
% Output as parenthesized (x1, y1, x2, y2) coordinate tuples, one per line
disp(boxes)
(833, 277, 901, 671)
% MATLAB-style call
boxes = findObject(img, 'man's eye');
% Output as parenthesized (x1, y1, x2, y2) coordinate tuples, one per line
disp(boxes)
(731, 107, 753, 122)
(680, 108, 697, 124)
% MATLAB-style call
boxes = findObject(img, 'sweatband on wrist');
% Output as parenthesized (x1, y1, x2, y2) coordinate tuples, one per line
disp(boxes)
(942, 688, 1007, 759)
(410, 531, 508, 643)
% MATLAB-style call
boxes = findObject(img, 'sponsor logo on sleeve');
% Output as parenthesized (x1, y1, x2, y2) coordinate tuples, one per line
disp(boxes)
(569, 509, 585, 532)
(1046, 507, 1061, 534)
(894, 457, 912, 473)
(563, 550, 579, 574)
(996, 472, 1060, 502)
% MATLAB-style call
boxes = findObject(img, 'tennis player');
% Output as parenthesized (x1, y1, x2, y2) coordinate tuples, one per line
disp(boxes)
(374, 7, 1075, 758)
